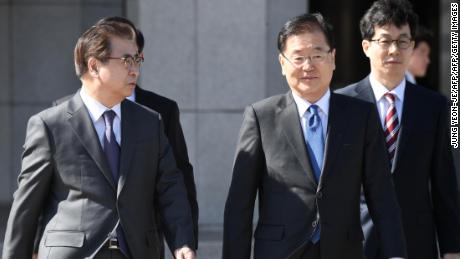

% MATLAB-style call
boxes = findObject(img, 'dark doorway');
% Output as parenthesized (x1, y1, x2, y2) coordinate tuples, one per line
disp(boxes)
(310, 0, 439, 91)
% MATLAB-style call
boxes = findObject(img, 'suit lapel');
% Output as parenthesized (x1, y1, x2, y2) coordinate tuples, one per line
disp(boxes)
(280, 93, 318, 188)
(117, 100, 137, 197)
(354, 77, 377, 103)
(66, 92, 116, 191)
(318, 93, 344, 191)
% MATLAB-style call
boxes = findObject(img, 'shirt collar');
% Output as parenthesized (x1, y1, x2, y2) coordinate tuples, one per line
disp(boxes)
(369, 73, 406, 103)
(126, 89, 136, 102)
(292, 89, 330, 117)
(405, 71, 416, 84)
(80, 86, 122, 123)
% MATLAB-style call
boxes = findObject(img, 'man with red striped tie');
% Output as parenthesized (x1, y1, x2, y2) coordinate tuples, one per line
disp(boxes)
(337, 0, 460, 259)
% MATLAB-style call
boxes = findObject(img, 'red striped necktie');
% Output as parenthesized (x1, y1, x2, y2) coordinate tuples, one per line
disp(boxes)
(383, 93, 400, 168)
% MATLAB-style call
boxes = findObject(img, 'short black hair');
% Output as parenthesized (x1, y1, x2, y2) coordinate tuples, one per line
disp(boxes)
(360, 0, 418, 40)
(277, 13, 335, 53)
(96, 16, 145, 52)
(413, 26, 432, 48)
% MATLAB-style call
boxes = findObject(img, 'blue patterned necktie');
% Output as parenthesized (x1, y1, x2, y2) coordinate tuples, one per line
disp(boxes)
(102, 110, 130, 257)
(305, 105, 324, 182)
(304, 105, 324, 243)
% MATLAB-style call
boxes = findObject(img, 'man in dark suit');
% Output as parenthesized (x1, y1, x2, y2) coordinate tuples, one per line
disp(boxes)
(133, 85, 198, 244)
(405, 26, 432, 85)
(336, 0, 460, 258)
(37, 17, 199, 259)
(131, 86, 198, 257)
(223, 13, 406, 259)
(3, 19, 196, 259)
(98, 20, 198, 239)
(94, 21, 198, 242)
(108, 20, 198, 250)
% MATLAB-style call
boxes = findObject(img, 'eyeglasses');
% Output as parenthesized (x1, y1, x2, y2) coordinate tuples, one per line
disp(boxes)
(107, 53, 144, 69)
(281, 49, 332, 68)
(369, 37, 413, 49)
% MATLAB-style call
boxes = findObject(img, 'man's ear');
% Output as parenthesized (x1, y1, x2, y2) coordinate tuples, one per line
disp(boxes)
(362, 40, 370, 57)
(87, 57, 99, 77)
(279, 53, 286, 76)
(331, 48, 336, 71)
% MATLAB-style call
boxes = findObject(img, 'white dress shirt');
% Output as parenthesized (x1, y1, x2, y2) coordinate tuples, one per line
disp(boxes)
(127, 90, 136, 102)
(292, 89, 330, 139)
(404, 70, 416, 84)
(369, 74, 405, 129)
(80, 87, 122, 147)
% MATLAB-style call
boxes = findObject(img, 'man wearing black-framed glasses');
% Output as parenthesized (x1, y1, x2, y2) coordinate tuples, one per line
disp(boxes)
(337, 0, 460, 258)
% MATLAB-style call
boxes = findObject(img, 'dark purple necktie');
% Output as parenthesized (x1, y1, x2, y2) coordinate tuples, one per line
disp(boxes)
(103, 110, 120, 182)
(102, 110, 130, 258)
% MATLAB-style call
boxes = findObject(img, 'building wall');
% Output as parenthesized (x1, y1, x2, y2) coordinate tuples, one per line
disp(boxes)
(127, 0, 307, 226)
(0, 0, 307, 227)
(0, 0, 123, 204)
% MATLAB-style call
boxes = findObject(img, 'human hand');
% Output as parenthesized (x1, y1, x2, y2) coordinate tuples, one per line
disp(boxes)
(174, 246, 196, 259)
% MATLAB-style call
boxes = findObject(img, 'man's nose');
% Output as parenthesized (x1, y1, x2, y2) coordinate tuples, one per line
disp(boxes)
(129, 65, 140, 77)
(388, 42, 400, 54)
(301, 59, 315, 71)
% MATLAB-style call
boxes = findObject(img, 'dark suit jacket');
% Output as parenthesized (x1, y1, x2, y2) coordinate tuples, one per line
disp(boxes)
(44, 86, 198, 255)
(336, 77, 460, 259)
(223, 91, 406, 259)
(2, 92, 195, 259)
(134, 86, 198, 249)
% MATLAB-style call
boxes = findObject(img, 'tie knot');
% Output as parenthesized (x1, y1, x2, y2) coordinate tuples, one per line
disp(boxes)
(307, 105, 321, 129)
(308, 104, 319, 115)
(384, 92, 396, 104)
(103, 110, 116, 127)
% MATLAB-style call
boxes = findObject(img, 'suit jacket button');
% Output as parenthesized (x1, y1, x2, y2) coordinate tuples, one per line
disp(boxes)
(316, 192, 323, 199)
